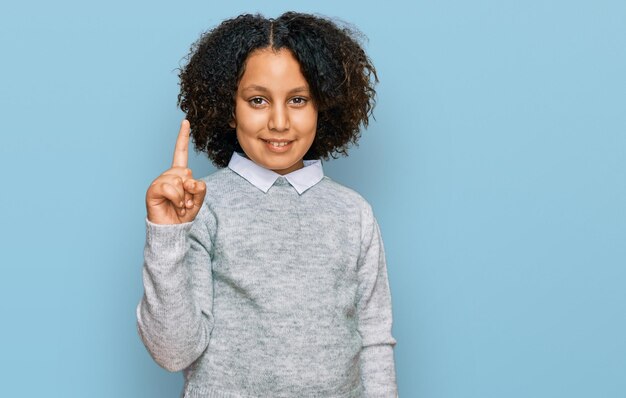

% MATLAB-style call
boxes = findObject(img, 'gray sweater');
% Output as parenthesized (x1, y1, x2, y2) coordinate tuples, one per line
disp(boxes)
(136, 167, 397, 397)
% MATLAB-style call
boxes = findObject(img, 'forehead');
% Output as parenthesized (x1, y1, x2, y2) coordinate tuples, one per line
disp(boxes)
(238, 48, 309, 90)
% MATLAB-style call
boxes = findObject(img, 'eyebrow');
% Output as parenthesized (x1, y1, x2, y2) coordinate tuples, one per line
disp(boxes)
(241, 85, 310, 94)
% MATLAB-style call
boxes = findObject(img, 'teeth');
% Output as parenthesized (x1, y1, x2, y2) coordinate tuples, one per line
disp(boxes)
(268, 141, 289, 147)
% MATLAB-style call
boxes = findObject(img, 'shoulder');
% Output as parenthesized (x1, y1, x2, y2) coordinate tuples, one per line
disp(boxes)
(192, 168, 240, 221)
(198, 167, 237, 188)
(316, 178, 384, 255)
(315, 176, 376, 221)
(196, 167, 248, 200)
(317, 176, 371, 204)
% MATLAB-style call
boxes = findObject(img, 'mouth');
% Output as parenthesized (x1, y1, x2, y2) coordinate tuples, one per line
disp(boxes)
(262, 138, 294, 151)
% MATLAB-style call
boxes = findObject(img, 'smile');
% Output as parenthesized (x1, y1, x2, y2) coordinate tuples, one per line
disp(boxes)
(262, 139, 294, 152)
(267, 141, 290, 147)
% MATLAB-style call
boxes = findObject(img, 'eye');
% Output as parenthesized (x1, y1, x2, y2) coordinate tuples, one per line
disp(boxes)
(248, 97, 268, 108)
(289, 97, 308, 107)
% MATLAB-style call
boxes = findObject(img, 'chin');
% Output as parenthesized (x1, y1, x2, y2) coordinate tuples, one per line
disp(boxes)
(269, 161, 295, 171)
(269, 159, 302, 173)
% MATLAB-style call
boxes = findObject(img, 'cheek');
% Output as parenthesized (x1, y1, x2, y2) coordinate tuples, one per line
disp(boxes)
(235, 106, 266, 133)
(293, 110, 318, 134)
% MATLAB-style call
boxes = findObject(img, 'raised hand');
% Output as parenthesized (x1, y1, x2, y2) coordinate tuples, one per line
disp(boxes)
(146, 120, 207, 224)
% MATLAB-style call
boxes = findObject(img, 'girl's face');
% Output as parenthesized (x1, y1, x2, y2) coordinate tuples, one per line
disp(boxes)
(230, 48, 318, 175)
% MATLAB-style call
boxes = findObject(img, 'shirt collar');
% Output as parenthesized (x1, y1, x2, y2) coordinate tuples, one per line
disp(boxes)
(227, 151, 324, 195)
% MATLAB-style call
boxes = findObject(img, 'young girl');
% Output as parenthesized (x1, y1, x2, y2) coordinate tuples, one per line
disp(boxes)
(137, 12, 397, 398)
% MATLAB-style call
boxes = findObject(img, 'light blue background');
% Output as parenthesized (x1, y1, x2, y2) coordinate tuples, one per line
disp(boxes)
(1, 0, 624, 397)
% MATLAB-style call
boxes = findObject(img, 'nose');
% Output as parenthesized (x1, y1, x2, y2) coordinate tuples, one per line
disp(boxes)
(268, 104, 289, 132)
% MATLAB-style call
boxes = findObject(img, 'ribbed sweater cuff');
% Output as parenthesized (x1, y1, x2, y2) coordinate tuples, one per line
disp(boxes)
(143, 218, 196, 298)
(145, 217, 193, 247)
(361, 344, 398, 397)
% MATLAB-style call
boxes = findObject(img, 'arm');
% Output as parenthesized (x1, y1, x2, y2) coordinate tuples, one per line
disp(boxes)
(136, 202, 215, 372)
(357, 204, 398, 397)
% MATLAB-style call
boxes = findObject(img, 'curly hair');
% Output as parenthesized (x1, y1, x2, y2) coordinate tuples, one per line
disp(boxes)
(177, 11, 378, 168)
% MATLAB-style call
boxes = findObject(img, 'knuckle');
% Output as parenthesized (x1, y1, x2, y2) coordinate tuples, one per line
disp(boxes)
(152, 174, 166, 185)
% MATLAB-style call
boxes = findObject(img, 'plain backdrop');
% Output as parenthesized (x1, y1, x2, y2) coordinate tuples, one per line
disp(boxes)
(1, 0, 625, 397)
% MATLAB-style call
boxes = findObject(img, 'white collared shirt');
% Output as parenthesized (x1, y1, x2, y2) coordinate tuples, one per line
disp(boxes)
(227, 151, 324, 195)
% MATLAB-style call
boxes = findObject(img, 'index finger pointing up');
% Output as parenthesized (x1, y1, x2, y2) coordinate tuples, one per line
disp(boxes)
(172, 119, 191, 168)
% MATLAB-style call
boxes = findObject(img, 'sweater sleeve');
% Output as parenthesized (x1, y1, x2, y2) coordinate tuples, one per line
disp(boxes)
(357, 204, 398, 397)
(135, 203, 215, 372)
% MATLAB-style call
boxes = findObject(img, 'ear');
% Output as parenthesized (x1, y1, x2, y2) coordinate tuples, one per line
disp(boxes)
(228, 111, 236, 129)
